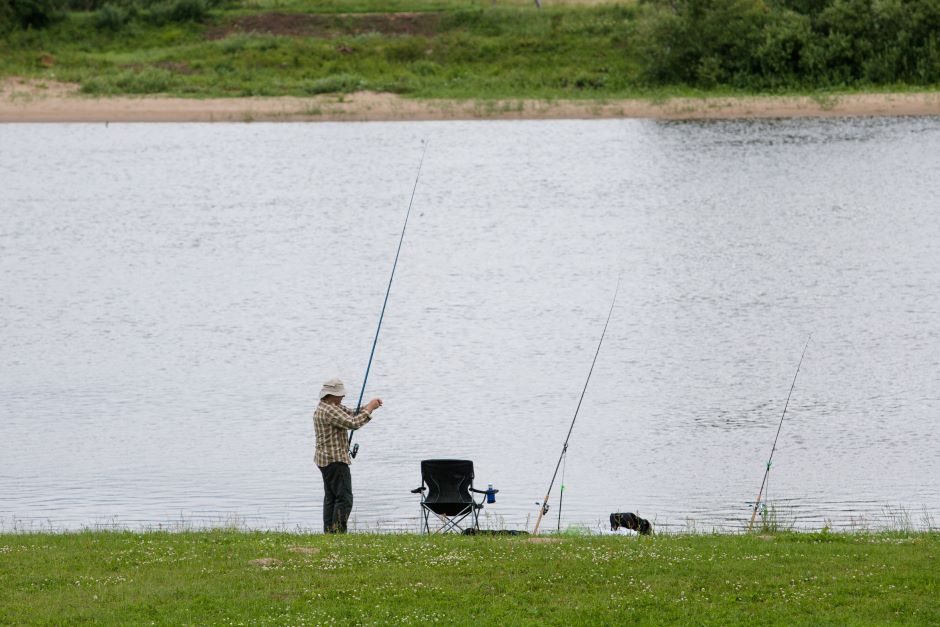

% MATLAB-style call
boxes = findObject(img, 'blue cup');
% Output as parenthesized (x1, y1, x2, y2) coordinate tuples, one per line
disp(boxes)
(486, 484, 496, 504)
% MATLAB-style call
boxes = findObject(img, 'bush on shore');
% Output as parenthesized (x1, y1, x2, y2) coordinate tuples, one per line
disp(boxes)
(638, 0, 940, 88)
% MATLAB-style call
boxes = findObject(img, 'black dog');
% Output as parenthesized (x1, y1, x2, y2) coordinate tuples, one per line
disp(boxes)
(610, 512, 652, 535)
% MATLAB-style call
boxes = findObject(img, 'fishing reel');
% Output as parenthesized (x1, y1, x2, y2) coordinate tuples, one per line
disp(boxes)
(350, 443, 359, 459)
(536, 501, 550, 515)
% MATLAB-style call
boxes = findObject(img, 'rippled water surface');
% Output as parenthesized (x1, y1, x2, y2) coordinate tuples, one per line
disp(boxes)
(1, 118, 938, 533)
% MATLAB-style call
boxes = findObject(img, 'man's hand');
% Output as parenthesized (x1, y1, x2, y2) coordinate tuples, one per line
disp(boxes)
(364, 398, 383, 413)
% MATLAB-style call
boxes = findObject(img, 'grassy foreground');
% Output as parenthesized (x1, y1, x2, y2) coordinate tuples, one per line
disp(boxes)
(1, 530, 937, 624)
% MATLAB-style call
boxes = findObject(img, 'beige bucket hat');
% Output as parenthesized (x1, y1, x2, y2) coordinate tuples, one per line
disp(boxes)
(319, 378, 346, 399)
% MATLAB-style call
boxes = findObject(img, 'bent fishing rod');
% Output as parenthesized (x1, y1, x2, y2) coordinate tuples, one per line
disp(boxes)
(747, 334, 812, 532)
(533, 277, 621, 534)
(348, 141, 429, 458)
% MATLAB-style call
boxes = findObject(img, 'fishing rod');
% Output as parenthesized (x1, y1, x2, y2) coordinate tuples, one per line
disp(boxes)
(747, 334, 812, 532)
(348, 141, 429, 458)
(533, 277, 621, 535)
(556, 454, 566, 532)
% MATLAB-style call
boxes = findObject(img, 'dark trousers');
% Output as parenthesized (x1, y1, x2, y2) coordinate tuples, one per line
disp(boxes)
(319, 462, 353, 533)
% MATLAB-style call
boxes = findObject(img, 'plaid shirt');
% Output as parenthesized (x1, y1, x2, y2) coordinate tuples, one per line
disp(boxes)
(313, 401, 372, 467)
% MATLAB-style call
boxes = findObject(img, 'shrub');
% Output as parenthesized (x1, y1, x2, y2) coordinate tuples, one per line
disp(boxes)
(755, 9, 813, 87)
(63, 0, 110, 9)
(556, 69, 609, 90)
(2, 0, 64, 30)
(145, 0, 207, 25)
(217, 33, 285, 54)
(94, 2, 130, 30)
(81, 67, 174, 94)
(639, 0, 773, 87)
(306, 73, 366, 95)
(637, 0, 940, 87)
(770, 0, 830, 15)
(383, 37, 427, 63)
(375, 73, 420, 94)
(0, 0, 12, 33)
(167, 0, 205, 21)
(410, 60, 441, 77)
(64, 0, 229, 9)
(798, 0, 940, 85)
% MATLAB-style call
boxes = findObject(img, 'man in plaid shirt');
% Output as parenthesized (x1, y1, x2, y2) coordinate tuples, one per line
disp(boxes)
(314, 378, 382, 533)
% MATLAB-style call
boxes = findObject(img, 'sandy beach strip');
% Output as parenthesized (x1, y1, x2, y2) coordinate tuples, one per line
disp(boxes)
(2, 79, 939, 122)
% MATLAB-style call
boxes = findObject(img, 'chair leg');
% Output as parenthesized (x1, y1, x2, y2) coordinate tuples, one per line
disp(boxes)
(427, 508, 473, 534)
(421, 506, 431, 534)
(432, 512, 453, 534)
(439, 514, 462, 534)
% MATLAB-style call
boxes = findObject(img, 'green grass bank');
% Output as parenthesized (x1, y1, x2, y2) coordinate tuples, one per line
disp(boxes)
(2, 0, 940, 100)
(1, 530, 937, 624)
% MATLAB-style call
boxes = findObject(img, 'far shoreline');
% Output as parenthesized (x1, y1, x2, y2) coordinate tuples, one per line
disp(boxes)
(2, 79, 940, 122)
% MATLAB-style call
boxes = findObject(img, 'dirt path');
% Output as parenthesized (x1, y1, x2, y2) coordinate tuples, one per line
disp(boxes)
(2, 79, 939, 122)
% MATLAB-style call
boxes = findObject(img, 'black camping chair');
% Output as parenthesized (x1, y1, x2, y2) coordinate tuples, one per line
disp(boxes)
(411, 459, 497, 534)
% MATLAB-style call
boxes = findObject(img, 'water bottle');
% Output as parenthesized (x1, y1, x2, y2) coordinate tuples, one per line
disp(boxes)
(486, 483, 496, 504)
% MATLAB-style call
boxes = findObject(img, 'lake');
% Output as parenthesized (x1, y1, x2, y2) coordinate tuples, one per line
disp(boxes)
(1, 117, 938, 533)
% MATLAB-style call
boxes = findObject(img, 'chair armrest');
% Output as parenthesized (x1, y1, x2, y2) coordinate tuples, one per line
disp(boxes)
(469, 488, 499, 494)
(410, 487, 426, 494)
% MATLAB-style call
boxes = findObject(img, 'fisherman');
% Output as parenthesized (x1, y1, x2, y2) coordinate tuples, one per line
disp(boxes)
(313, 378, 382, 533)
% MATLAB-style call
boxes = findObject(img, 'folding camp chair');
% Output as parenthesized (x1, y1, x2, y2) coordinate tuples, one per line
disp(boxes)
(411, 459, 497, 534)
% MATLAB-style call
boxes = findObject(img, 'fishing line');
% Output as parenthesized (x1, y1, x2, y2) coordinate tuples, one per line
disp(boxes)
(747, 334, 812, 532)
(348, 140, 429, 458)
(533, 276, 621, 535)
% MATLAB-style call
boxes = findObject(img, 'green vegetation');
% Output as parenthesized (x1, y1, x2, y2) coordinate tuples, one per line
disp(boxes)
(1, 530, 938, 624)
(1, 0, 939, 98)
